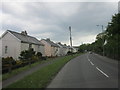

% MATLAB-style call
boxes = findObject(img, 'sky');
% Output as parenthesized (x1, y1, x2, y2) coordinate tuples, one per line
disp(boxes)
(0, 0, 119, 46)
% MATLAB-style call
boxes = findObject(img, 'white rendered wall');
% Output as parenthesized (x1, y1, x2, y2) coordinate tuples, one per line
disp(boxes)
(2, 32, 21, 60)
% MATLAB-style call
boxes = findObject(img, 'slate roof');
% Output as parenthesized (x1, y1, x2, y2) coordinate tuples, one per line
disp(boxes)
(67, 45, 72, 49)
(42, 39, 59, 47)
(73, 46, 79, 48)
(57, 43, 67, 48)
(7, 30, 44, 45)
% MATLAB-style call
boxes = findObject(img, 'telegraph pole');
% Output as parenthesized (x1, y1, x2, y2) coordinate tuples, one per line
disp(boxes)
(69, 26, 72, 51)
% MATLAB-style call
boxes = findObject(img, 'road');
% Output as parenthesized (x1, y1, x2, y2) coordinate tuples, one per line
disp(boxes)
(47, 53, 118, 88)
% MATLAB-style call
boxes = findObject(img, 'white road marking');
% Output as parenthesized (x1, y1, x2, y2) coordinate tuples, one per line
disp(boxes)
(88, 54, 109, 78)
(96, 67, 109, 78)
(87, 54, 94, 65)
(88, 58, 90, 61)
(90, 61, 94, 66)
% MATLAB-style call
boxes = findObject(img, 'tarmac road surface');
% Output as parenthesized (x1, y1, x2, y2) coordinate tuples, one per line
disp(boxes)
(47, 53, 118, 88)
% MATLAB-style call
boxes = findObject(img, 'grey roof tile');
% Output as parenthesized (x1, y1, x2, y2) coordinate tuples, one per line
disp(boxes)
(8, 30, 44, 45)
(57, 43, 67, 48)
(42, 39, 59, 47)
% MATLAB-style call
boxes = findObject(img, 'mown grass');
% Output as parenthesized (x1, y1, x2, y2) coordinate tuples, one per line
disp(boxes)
(2, 57, 62, 81)
(4, 54, 81, 88)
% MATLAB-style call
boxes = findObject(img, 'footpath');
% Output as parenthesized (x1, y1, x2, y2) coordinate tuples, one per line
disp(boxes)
(2, 57, 62, 88)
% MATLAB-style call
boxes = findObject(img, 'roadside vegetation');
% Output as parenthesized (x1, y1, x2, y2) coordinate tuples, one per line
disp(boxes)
(4, 53, 81, 88)
(2, 48, 45, 74)
(78, 13, 120, 60)
(2, 57, 58, 80)
(2, 48, 66, 80)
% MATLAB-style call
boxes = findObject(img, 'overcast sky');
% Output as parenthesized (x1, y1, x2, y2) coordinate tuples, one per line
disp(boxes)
(1, 1, 118, 46)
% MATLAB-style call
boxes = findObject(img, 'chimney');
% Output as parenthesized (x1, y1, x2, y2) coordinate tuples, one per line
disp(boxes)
(21, 31, 27, 35)
(46, 38, 50, 41)
(64, 44, 67, 46)
(58, 42, 61, 44)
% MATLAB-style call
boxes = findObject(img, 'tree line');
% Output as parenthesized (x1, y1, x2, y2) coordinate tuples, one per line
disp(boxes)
(78, 13, 120, 60)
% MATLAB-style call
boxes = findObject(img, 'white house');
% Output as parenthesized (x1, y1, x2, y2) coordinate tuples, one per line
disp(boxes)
(57, 42, 68, 56)
(0, 30, 45, 60)
(66, 45, 72, 53)
(41, 38, 60, 57)
(72, 46, 79, 53)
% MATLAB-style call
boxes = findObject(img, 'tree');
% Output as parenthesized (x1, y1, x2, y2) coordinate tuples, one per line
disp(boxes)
(104, 13, 120, 60)
(88, 13, 120, 60)
(19, 48, 36, 61)
(78, 44, 91, 53)
(36, 52, 42, 59)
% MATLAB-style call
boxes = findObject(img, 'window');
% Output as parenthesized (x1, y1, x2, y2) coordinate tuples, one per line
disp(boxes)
(5, 46, 8, 54)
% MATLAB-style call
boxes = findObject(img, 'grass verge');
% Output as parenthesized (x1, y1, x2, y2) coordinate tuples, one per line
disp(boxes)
(4, 54, 81, 88)
(2, 57, 62, 81)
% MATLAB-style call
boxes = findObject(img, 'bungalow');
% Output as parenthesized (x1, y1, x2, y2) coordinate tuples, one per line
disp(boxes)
(57, 42, 68, 56)
(72, 46, 79, 53)
(66, 45, 72, 53)
(0, 30, 45, 60)
(40, 38, 59, 57)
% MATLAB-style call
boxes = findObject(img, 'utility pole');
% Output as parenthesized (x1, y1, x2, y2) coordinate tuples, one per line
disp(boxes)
(69, 26, 72, 51)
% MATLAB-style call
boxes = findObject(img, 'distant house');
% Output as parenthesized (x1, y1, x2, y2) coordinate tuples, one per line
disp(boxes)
(41, 38, 59, 57)
(72, 46, 79, 53)
(66, 45, 72, 53)
(0, 30, 45, 60)
(57, 42, 68, 56)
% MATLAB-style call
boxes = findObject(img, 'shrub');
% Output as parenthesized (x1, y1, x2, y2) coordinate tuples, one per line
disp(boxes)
(31, 55, 39, 61)
(36, 52, 42, 60)
(19, 48, 36, 61)
(2, 57, 16, 73)
(67, 51, 73, 55)
(41, 56, 47, 60)
(2, 57, 16, 66)
(36, 52, 42, 57)
(16, 60, 23, 65)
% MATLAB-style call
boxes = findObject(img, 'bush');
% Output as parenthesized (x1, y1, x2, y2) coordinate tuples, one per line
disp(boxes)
(41, 56, 47, 60)
(19, 48, 36, 61)
(2, 57, 16, 73)
(67, 51, 73, 55)
(36, 52, 43, 60)
(16, 60, 23, 65)
(36, 52, 42, 57)
(2, 57, 16, 66)
(31, 55, 39, 61)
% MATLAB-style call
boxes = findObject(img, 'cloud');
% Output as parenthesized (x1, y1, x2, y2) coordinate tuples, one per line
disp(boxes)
(1, 2, 118, 46)
(73, 33, 97, 45)
(1, 0, 119, 2)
